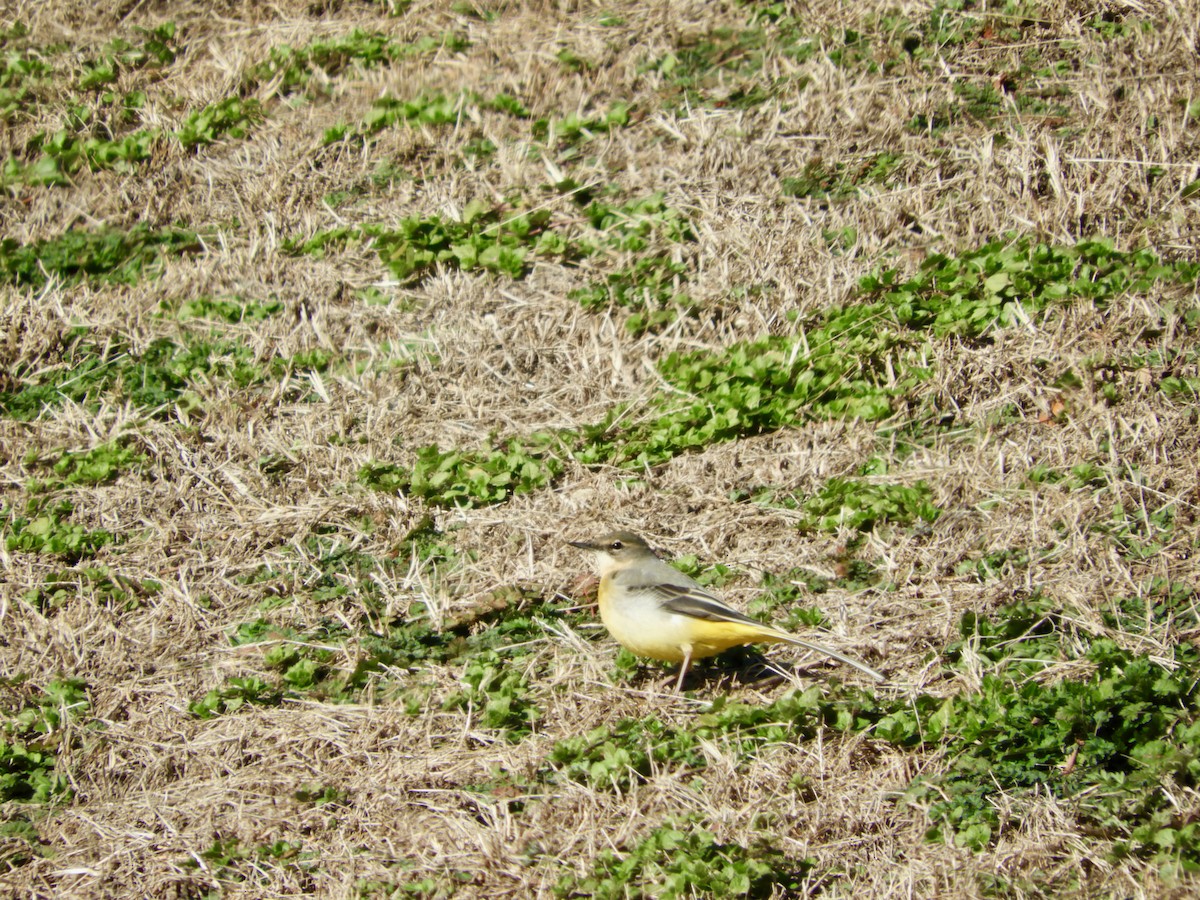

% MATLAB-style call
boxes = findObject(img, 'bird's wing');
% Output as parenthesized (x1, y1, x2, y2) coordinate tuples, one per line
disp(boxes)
(642, 581, 886, 682)
(641, 582, 768, 629)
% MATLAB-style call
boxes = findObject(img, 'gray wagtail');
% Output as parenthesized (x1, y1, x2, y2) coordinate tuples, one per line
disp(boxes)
(570, 530, 884, 691)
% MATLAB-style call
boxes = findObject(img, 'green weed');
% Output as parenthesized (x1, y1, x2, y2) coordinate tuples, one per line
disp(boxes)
(0, 332, 332, 421)
(572, 319, 904, 468)
(532, 102, 629, 151)
(857, 237, 1198, 340)
(781, 153, 900, 201)
(556, 821, 810, 898)
(0, 45, 54, 121)
(1096, 499, 1179, 560)
(1160, 376, 1200, 404)
(1103, 579, 1198, 635)
(749, 570, 829, 630)
(954, 546, 1041, 583)
(1, 677, 89, 803)
(373, 202, 558, 282)
(22, 566, 160, 613)
(287, 201, 568, 283)
(793, 477, 940, 532)
(322, 91, 473, 144)
(359, 437, 562, 508)
(3, 127, 159, 184)
(0, 815, 46, 872)
(647, 26, 810, 109)
(24, 439, 145, 489)
(294, 782, 349, 807)
(548, 717, 700, 792)
(875, 597, 1200, 870)
(0, 224, 199, 288)
(0, 22, 173, 124)
(548, 591, 1200, 874)
(570, 255, 694, 335)
(583, 193, 696, 250)
(442, 651, 540, 740)
(177, 96, 263, 148)
(181, 837, 310, 886)
(77, 22, 177, 90)
(3, 499, 117, 561)
(244, 29, 467, 97)
(0, 742, 68, 804)
(188, 676, 284, 718)
(347, 235, 1194, 504)
(169, 295, 284, 323)
(197, 541, 572, 717)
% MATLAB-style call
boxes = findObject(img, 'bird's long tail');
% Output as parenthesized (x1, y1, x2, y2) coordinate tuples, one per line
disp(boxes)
(764, 629, 884, 682)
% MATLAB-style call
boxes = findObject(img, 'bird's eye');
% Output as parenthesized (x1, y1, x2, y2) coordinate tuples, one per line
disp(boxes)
(609, 540, 623, 551)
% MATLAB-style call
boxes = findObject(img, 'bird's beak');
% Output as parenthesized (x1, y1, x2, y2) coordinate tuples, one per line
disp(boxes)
(568, 539, 600, 551)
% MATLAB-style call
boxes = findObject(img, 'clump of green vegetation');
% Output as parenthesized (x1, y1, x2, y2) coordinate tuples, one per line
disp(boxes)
(77, 22, 178, 90)
(781, 152, 901, 200)
(359, 437, 563, 507)
(532, 102, 630, 151)
(286, 200, 570, 283)
(560, 191, 701, 332)
(877, 597, 1200, 873)
(443, 651, 540, 740)
(547, 686, 887, 794)
(1, 677, 89, 803)
(548, 717, 699, 792)
(24, 438, 146, 489)
(1095, 498, 1180, 561)
(346, 235, 1195, 508)
(2, 441, 147, 566)
(3, 127, 160, 184)
(0, 42, 55, 122)
(572, 318, 902, 468)
(0, 20, 175, 129)
(193, 524, 575, 725)
(322, 91, 474, 143)
(794, 477, 940, 532)
(180, 837, 310, 886)
(1027, 461, 1109, 491)
(2, 499, 117, 561)
(0, 224, 199, 288)
(569, 255, 695, 336)
(582, 193, 696, 250)
(0, 23, 267, 185)
(22, 566, 161, 613)
(749, 569, 829, 630)
(555, 821, 810, 898)
(1103, 579, 1198, 635)
(372, 202, 561, 282)
(547, 591, 1200, 874)
(176, 96, 263, 148)
(733, 475, 940, 535)
(0, 332, 332, 421)
(0, 814, 46, 871)
(243, 29, 468, 97)
(572, 236, 1195, 469)
(188, 676, 285, 719)
(321, 87, 629, 157)
(288, 191, 692, 297)
(168, 295, 284, 323)
(858, 236, 1199, 339)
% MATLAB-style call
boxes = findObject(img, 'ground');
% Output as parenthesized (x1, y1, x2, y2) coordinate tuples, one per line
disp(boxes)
(2, 0, 1200, 897)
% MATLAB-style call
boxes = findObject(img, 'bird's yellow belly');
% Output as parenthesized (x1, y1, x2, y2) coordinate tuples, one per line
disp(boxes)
(598, 587, 777, 662)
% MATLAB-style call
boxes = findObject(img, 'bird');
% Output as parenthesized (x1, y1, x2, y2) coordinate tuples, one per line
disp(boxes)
(569, 529, 884, 691)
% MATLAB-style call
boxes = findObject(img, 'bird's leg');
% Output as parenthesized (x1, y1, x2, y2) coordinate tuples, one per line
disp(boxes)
(674, 646, 693, 693)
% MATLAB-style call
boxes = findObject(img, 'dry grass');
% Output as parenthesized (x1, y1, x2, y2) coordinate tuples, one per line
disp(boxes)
(2, 0, 1200, 897)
